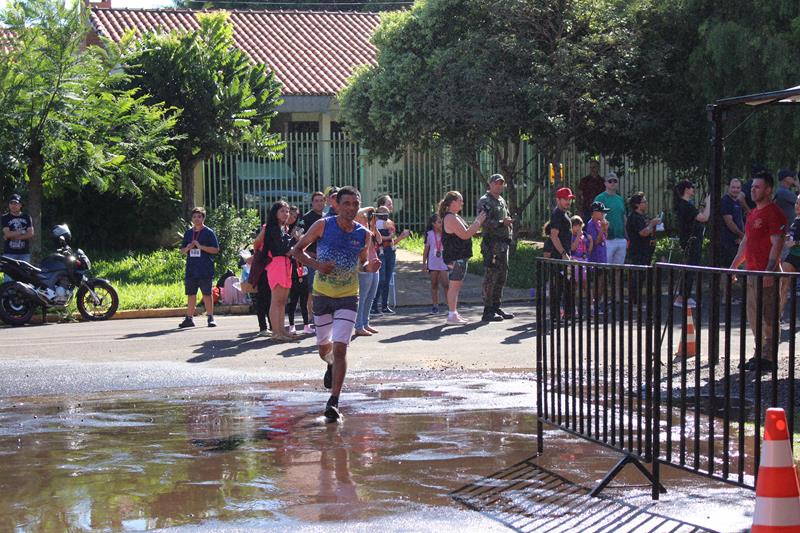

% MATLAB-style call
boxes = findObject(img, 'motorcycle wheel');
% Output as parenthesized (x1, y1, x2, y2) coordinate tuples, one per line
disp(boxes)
(76, 280, 119, 321)
(0, 282, 35, 326)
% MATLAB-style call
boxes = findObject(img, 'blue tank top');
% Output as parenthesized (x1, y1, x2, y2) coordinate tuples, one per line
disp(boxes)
(313, 217, 368, 297)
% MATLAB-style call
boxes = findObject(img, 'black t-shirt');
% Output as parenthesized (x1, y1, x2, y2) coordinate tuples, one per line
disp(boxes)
(302, 209, 323, 254)
(719, 194, 744, 249)
(675, 199, 702, 245)
(544, 207, 572, 256)
(626, 211, 653, 257)
(2, 212, 33, 254)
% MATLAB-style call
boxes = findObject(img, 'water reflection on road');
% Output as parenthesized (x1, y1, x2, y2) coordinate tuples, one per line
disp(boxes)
(0, 376, 537, 531)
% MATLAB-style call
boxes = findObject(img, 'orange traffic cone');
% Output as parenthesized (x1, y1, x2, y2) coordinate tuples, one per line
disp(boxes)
(674, 307, 697, 359)
(752, 408, 800, 532)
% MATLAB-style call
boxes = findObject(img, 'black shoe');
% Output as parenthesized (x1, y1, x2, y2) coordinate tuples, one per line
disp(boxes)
(738, 357, 755, 371)
(495, 308, 515, 320)
(178, 316, 195, 328)
(481, 306, 503, 322)
(323, 364, 332, 389)
(207, 315, 217, 328)
(324, 404, 341, 422)
(383, 307, 396, 314)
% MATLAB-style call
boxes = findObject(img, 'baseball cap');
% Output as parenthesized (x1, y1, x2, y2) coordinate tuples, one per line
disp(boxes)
(8, 193, 21, 204)
(605, 172, 619, 182)
(489, 173, 505, 184)
(555, 187, 575, 200)
(591, 201, 611, 213)
(778, 168, 796, 180)
(324, 186, 339, 197)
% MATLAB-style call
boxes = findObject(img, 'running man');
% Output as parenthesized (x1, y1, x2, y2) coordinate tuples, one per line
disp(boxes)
(290, 186, 381, 421)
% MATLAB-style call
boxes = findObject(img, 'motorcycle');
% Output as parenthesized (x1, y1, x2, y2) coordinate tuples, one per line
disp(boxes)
(0, 224, 119, 326)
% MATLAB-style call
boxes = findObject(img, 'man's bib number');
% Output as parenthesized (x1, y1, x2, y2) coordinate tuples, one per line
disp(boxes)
(190, 248, 201, 257)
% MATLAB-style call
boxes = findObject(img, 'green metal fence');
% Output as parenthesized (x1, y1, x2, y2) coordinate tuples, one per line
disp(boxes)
(203, 132, 673, 234)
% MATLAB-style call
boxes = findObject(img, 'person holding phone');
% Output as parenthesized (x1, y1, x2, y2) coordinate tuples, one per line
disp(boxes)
(673, 180, 710, 308)
(626, 192, 660, 266)
(371, 195, 410, 315)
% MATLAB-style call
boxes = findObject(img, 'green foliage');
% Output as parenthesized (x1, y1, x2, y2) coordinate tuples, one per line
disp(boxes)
(123, 11, 285, 214)
(0, 0, 179, 257)
(628, 1, 800, 175)
(205, 203, 261, 274)
(339, 0, 644, 231)
(84, 249, 186, 310)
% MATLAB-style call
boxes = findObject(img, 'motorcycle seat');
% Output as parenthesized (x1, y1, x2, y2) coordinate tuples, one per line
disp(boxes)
(2, 257, 41, 274)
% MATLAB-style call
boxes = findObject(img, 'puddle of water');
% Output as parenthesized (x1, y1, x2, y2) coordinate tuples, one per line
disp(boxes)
(0, 378, 536, 532)
(0, 375, 755, 532)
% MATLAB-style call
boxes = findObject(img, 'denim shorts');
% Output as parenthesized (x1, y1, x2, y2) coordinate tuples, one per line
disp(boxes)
(447, 259, 469, 281)
(185, 276, 213, 296)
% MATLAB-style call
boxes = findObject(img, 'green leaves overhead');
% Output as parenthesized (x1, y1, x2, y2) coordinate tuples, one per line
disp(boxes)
(124, 11, 284, 214)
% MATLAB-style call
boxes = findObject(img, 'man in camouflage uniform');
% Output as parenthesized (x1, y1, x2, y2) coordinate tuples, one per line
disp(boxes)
(478, 174, 515, 322)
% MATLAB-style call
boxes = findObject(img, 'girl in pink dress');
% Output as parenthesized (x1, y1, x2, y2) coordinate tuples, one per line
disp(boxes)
(422, 213, 449, 314)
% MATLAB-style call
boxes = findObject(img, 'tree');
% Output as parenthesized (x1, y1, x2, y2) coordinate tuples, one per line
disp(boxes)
(123, 11, 284, 216)
(338, 0, 643, 235)
(171, 0, 397, 13)
(0, 0, 178, 258)
(627, 0, 800, 176)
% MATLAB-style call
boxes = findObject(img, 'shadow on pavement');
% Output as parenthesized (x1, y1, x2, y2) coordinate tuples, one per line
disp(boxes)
(378, 321, 486, 343)
(452, 457, 714, 532)
(187, 335, 269, 363)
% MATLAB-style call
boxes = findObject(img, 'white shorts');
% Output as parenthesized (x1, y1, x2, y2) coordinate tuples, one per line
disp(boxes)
(313, 294, 358, 346)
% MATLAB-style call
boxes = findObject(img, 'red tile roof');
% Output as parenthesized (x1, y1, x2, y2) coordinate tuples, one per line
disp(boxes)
(89, 8, 380, 96)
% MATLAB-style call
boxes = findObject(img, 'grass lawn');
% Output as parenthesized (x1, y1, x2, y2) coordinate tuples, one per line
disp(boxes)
(88, 249, 187, 311)
(398, 235, 544, 290)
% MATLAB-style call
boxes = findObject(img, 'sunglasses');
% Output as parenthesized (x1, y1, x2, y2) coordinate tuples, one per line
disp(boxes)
(606, 179, 618, 184)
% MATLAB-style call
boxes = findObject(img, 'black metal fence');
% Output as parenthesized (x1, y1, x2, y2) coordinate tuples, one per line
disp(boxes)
(535, 258, 799, 499)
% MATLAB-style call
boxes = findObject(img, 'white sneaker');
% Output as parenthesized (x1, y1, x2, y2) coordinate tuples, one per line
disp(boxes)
(446, 313, 469, 325)
(303, 324, 315, 334)
(258, 329, 271, 337)
(288, 325, 296, 334)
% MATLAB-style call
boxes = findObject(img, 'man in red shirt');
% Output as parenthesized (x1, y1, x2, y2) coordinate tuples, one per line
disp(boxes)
(730, 171, 787, 371)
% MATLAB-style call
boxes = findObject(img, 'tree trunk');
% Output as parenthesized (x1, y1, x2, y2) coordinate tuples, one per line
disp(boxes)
(26, 145, 44, 262)
(180, 157, 200, 217)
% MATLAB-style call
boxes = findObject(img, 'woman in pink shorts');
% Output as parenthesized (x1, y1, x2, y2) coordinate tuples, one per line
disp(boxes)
(264, 201, 300, 341)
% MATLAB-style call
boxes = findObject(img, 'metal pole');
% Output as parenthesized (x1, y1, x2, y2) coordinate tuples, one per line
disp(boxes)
(708, 104, 724, 267)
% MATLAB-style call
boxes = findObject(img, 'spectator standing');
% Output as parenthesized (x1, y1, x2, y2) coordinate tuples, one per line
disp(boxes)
(2, 194, 34, 282)
(302, 191, 326, 332)
(440, 191, 486, 325)
(586, 201, 610, 264)
(720, 178, 746, 269)
(779, 196, 800, 318)
(477, 174, 515, 322)
(290, 186, 379, 422)
(626, 192, 660, 266)
(577, 160, 605, 221)
(354, 207, 381, 336)
(264, 201, 299, 342)
(285, 207, 310, 335)
(252, 224, 273, 336)
(774, 169, 797, 226)
(673, 179, 710, 307)
(179, 207, 220, 328)
(544, 188, 575, 319)
(323, 186, 338, 217)
(593, 172, 627, 265)
(730, 171, 787, 372)
(372, 195, 410, 315)
(422, 213, 449, 314)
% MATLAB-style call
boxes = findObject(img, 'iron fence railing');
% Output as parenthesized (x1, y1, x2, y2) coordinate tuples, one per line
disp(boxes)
(203, 133, 674, 232)
(536, 258, 799, 499)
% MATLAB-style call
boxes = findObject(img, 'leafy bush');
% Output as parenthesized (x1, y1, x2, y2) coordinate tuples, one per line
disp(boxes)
(205, 203, 260, 275)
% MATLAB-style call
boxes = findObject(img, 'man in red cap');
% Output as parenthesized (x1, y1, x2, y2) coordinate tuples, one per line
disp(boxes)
(545, 187, 575, 321)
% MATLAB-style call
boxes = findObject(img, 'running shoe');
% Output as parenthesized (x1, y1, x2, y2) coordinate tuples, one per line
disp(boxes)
(430, 305, 439, 314)
(207, 315, 217, 328)
(446, 314, 468, 325)
(383, 307, 396, 314)
(303, 324, 315, 334)
(179, 316, 195, 328)
(370, 308, 383, 317)
(324, 404, 341, 422)
(288, 325, 296, 334)
(257, 328, 271, 337)
(323, 364, 333, 389)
